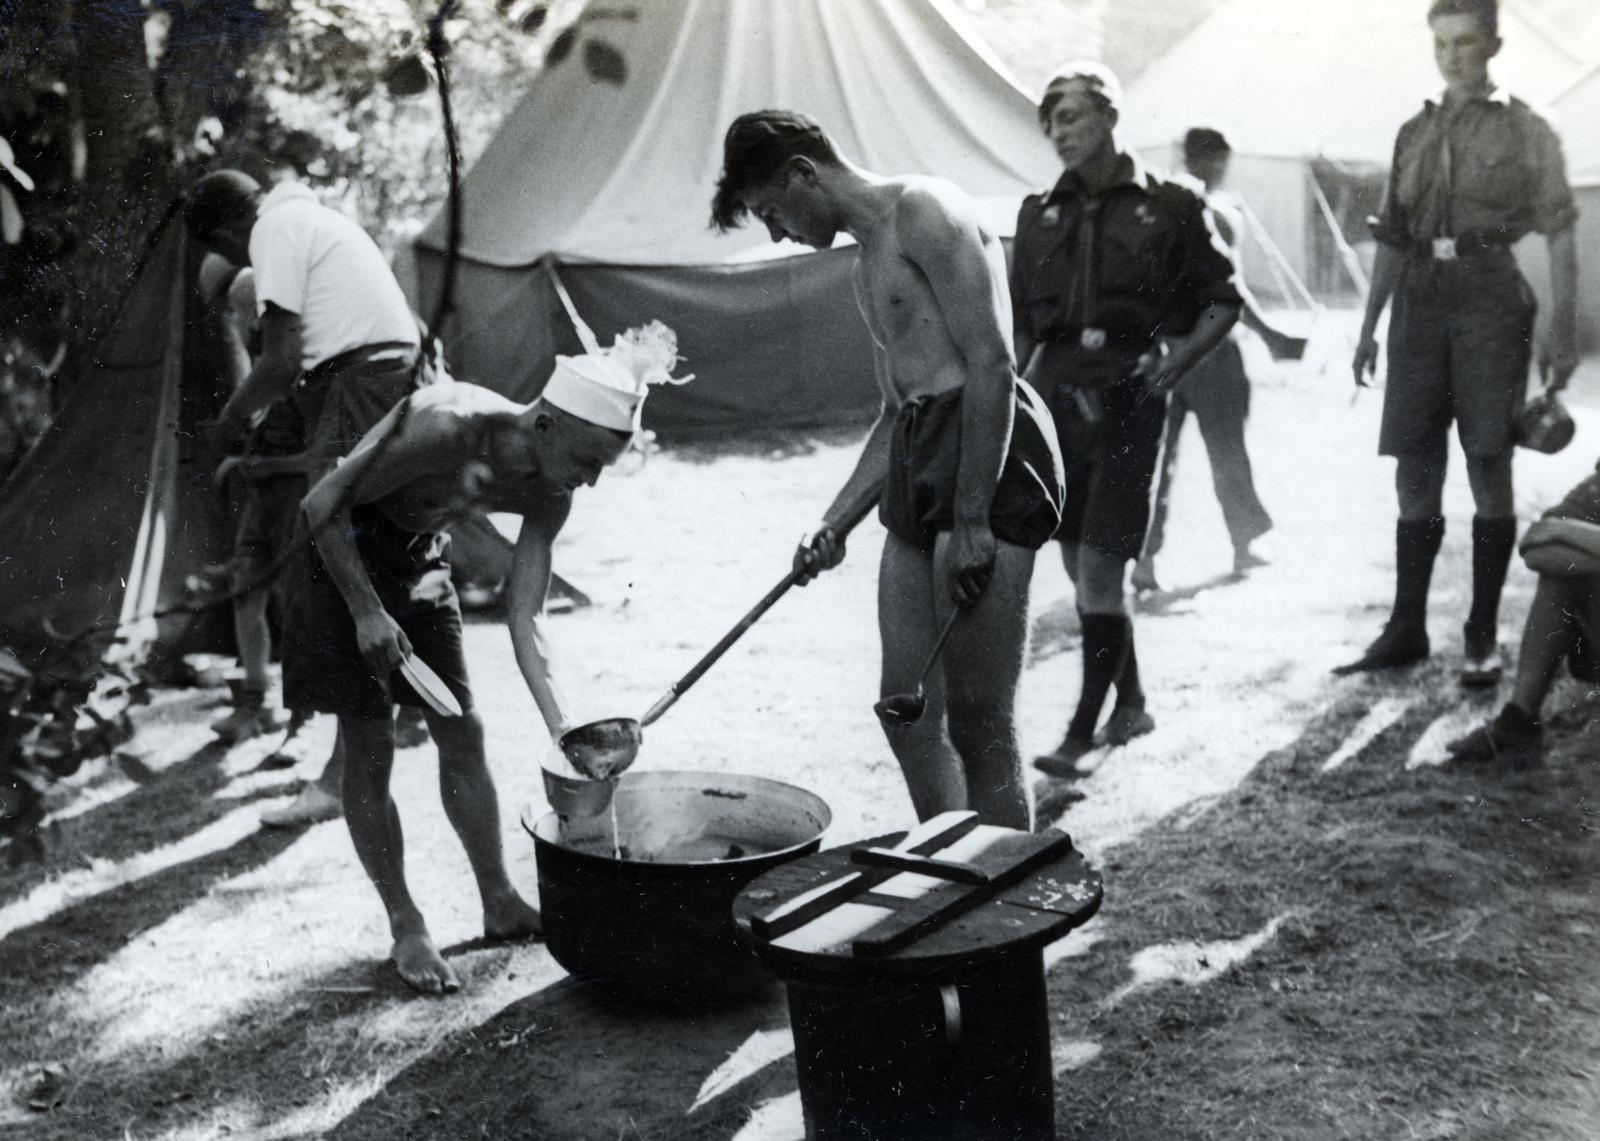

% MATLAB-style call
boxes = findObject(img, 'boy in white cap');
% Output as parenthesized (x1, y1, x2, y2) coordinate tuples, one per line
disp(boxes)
(289, 325, 685, 994)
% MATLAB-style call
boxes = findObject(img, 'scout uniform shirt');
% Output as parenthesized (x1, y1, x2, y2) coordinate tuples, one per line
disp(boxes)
(1012, 153, 1240, 392)
(1369, 86, 1577, 460)
(1370, 86, 1577, 254)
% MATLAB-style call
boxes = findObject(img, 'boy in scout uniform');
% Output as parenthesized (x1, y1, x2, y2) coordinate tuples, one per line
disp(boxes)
(1012, 63, 1242, 778)
(1341, 0, 1579, 685)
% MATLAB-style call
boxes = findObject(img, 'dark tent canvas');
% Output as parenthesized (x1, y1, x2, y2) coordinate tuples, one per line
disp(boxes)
(412, 0, 1058, 437)
(0, 219, 234, 667)
(0, 217, 568, 672)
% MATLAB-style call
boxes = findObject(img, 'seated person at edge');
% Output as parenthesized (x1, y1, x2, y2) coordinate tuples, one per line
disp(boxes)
(1448, 458, 1600, 768)
(710, 110, 1066, 831)
(291, 326, 686, 993)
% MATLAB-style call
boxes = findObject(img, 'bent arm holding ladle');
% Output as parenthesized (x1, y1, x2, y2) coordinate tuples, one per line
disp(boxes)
(506, 493, 582, 738)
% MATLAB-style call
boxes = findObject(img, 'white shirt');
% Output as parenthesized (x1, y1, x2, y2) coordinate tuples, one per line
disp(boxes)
(248, 183, 418, 370)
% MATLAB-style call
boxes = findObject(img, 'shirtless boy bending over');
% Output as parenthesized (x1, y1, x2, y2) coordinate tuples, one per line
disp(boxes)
(294, 340, 675, 992)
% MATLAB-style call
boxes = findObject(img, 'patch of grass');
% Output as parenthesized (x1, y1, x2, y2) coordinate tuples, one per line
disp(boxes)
(1044, 688, 1600, 1140)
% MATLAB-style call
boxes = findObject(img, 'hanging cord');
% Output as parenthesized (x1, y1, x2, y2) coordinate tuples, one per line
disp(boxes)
(426, 0, 462, 342)
(45, 2, 467, 655)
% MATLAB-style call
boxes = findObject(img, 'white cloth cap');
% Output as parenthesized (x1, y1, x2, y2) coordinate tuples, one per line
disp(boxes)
(1041, 61, 1123, 112)
(541, 352, 645, 432)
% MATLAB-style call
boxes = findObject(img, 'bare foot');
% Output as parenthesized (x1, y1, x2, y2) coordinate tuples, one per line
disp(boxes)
(392, 931, 460, 995)
(484, 893, 543, 942)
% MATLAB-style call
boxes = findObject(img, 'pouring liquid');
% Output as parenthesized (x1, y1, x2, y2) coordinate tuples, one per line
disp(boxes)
(608, 797, 623, 861)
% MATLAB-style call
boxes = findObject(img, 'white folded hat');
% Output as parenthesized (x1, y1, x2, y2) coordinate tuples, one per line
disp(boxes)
(539, 321, 691, 432)
(541, 352, 648, 433)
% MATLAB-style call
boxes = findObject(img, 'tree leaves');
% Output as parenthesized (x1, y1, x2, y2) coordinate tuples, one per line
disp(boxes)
(518, 4, 547, 33)
(582, 38, 625, 84)
(545, 25, 577, 67)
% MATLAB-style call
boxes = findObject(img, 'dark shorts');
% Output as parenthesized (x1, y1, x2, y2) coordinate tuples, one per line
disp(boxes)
(232, 474, 307, 592)
(1380, 254, 1535, 460)
(294, 349, 420, 478)
(1045, 374, 1169, 561)
(880, 380, 1065, 554)
(1546, 468, 1600, 684)
(281, 505, 473, 719)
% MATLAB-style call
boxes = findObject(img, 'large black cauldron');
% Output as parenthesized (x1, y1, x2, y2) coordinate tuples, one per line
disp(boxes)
(523, 770, 831, 1003)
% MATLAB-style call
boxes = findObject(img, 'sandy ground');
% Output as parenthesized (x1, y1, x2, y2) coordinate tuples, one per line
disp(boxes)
(3, 316, 1600, 1139)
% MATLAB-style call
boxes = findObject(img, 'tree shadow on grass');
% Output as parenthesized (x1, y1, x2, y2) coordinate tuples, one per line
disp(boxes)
(0, 819, 302, 1002)
(324, 977, 795, 1141)
(1039, 682, 1600, 1140)
(0, 738, 278, 905)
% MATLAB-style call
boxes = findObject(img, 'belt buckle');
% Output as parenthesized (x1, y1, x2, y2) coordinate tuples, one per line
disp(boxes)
(1431, 236, 1458, 261)
(1079, 326, 1107, 351)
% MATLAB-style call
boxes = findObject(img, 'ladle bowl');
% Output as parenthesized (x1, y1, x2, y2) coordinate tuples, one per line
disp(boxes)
(558, 716, 644, 780)
(873, 608, 962, 729)
(873, 691, 927, 726)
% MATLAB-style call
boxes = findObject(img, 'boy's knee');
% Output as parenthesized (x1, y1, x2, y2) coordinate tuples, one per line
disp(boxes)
(434, 712, 486, 764)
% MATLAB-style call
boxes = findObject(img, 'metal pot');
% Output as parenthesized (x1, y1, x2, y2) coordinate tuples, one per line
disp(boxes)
(523, 770, 831, 1003)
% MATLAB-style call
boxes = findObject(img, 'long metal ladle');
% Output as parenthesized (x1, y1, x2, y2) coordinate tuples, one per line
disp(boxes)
(548, 491, 882, 813)
(873, 607, 961, 727)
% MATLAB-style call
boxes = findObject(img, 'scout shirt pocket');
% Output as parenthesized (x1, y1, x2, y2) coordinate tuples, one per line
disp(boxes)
(1099, 206, 1181, 298)
(1453, 119, 1526, 212)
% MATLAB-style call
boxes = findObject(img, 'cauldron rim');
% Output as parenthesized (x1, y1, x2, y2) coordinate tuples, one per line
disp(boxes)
(520, 768, 832, 869)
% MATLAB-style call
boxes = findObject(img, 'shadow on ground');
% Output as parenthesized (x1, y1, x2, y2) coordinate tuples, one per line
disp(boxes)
(1039, 668, 1600, 1140)
(325, 979, 794, 1141)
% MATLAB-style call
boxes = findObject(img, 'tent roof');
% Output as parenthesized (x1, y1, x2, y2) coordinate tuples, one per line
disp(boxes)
(1553, 62, 1600, 178)
(1120, 0, 1592, 165)
(416, 0, 1058, 268)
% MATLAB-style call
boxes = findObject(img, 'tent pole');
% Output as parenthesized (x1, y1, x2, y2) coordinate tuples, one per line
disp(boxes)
(1306, 168, 1370, 300)
(544, 260, 603, 355)
(1239, 197, 1321, 312)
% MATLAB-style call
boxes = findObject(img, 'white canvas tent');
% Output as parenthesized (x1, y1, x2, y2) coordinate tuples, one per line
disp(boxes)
(1543, 64, 1600, 346)
(412, 0, 1059, 435)
(1119, 0, 1592, 304)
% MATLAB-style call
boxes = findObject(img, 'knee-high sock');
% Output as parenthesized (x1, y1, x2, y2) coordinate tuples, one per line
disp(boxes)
(1466, 516, 1517, 640)
(1079, 605, 1144, 711)
(1070, 614, 1131, 741)
(1390, 516, 1445, 630)
(1115, 627, 1145, 711)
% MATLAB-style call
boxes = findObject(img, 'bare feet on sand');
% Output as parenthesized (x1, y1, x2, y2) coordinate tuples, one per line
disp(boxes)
(484, 893, 543, 943)
(392, 930, 460, 994)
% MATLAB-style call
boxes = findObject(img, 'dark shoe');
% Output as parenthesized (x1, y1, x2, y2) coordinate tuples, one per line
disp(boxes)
(1447, 705, 1542, 769)
(1233, 547, 1269, 574)
(1131, 557, 1161, 594)
(211, 690, 279, 744)
(257, 718, 316, 771)
(261, 784, 342, 828)
(1459, 623, 1503, 688)
(1332, 622, 1430, 676)
(1034, 734, 1095, 779)
(1033, 778, 1088, 822)
(1101, 706, 1155, 746)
